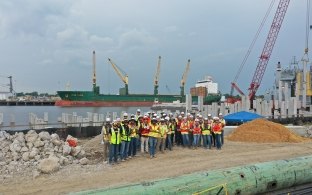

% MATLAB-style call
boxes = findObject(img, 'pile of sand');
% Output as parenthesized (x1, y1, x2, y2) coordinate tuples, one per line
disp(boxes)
(227, 119, 307, 143)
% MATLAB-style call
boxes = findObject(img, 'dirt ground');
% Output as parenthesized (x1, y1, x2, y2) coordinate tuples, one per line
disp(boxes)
(1, 138, 312, 195)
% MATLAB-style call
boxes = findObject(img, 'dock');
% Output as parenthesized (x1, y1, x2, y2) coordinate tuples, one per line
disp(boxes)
(0, 100, 55, 106)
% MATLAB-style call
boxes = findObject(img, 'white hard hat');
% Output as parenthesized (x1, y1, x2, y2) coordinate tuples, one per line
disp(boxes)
(106, 118, 111, 122)
(137, 109, 141, 112)
(181, 112, 185, 115)
(165, 116, 170, 120)
(123, 113, 128, 117)
(208, 114, 212, 117)
(219, 113, 223, 116)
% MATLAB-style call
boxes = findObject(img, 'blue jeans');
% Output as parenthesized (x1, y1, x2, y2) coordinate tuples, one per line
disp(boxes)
(182, 134, 189, 147)
(193, 134, 200, 147)
(128, 137, 137, 157)
(148, 137, 157, 157)
(109, 144, 119, 163)
(202, 135, 212, 149)
(215, 134, 222, 149)
(121, 141, 130, 160)
(166, 135, 172, 150)
(221, 130, 224, 145)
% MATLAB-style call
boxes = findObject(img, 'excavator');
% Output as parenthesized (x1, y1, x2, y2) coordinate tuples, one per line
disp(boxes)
(108, 58, 129, 95)
(229, 0, 290, 108)
(180, 59, 190, 96)
(154, 56, 161, 95)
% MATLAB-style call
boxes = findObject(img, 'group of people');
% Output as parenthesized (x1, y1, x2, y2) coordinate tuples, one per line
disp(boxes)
(101, 109, 226, 165)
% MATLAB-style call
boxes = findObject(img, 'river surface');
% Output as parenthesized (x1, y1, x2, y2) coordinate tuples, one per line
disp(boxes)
(0, 106, 150, 128)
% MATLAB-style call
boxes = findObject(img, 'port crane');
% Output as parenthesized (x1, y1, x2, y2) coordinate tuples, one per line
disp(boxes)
(154, 56, 161, 95)
(180, 59, 190, 96)
(230, 0, 290, 108)
(92, 51, 100, 94)
(0, 75, 14, 96)
(108, 58, 129, 95)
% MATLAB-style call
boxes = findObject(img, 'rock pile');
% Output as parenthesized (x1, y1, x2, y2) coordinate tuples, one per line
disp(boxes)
(0, 130, 88, 176)
(227, 119, 308, 143)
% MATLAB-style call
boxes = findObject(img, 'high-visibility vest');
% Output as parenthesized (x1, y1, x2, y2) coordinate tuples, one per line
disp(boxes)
(202, 123, 211, 135)
(193, 125, 202, 134)
(110, 127, 121, 144)
(121, 125, 131, 142)
(180, 122, 189, 134)
(148, 124, 160, 138)
(159, 124, 168, 137)
(140, 124, 150, 137)
(212, 123, 222, 134)
(102, 124, 111, 141)
(129, 125, 138, 138)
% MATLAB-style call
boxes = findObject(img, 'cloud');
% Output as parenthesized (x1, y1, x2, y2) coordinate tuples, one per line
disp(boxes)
(163, 26, 178, 33)
(118, 28, 157, 51)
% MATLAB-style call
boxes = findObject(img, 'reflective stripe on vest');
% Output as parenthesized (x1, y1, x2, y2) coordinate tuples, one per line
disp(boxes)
(110, 127, 121, 144)
(148, 125, 160, 138)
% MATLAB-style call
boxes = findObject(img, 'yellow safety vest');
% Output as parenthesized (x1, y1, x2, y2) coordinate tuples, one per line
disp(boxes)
(202, 123, 211, 135)
(129, 125, 138, 138)
(159, 124, 168, 137)
(110, 127, 121, 144)
(121, 125, 131, 142)
(148, 124, 160, 138)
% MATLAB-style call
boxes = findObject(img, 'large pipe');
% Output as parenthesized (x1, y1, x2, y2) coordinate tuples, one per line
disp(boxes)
(74, 155, 312, 194)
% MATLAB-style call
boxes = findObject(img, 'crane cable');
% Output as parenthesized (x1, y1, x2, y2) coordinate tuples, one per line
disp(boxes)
(232, 0, 276, 84)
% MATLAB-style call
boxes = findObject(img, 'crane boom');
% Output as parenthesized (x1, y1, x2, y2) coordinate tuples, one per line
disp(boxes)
(154, 56, 161, 95)
(180, 59, 190, 96)
(248, 0, 290, 101)
(108, 58, 129, 95)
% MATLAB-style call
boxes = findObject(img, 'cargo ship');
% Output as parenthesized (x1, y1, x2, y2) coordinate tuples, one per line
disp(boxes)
(55, 52, 188, 107)
(55, 52, 221, 107)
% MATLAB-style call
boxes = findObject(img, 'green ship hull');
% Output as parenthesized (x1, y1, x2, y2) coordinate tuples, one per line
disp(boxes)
(55, 90, 186, 107)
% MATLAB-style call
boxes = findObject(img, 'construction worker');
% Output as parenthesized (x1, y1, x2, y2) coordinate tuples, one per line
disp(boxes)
(149, 118, 160, 158)
(188, 115, 194, 147)
(175, 115, 183, 146)
(202, 118, 212, 149)
(135, 109, 141, 122)
(109, 120, 121, 165)
(192, 118, 202, 149)
(212, 117, 223, 150)
(208, 114, 215, 147)
(166, 117, 175, 151)
(219, 113, 226, 145)
(180, 117, 190, 147)
(139, 116, 150, 154)
(101, 118, 112, 163)
(158, 118, 168, 153)
(128, 118, 138, 158)
(120, 118, 131, 161)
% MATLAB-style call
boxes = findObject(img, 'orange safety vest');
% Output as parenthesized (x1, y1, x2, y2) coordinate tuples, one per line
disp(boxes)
(140, 124, 150, 137)
(180, 121, 189, 134)
(212, 123, 222, 134)
(193, 125, 201, 135)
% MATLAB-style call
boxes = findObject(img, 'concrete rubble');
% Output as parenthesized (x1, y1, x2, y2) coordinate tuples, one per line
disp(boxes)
(0, 130, 88, 178)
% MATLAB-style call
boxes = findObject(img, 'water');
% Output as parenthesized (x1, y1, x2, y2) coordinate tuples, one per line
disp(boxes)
(0, 106, 150, 127)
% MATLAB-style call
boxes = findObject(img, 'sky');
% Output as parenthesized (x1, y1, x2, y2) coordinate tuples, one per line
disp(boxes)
(0, 0, 309, 96)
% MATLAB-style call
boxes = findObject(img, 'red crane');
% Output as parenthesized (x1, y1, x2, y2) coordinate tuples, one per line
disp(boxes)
(230, 0, 290, 106)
